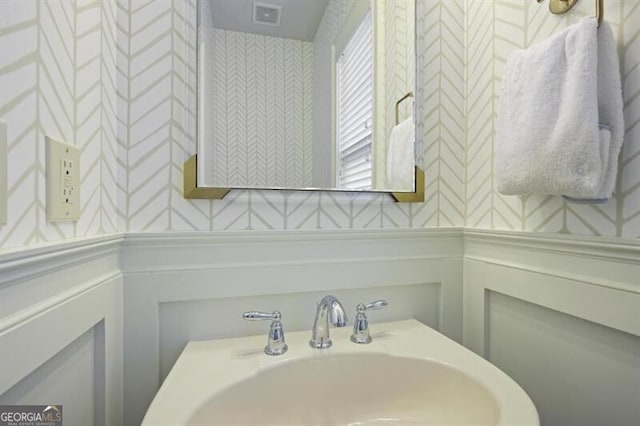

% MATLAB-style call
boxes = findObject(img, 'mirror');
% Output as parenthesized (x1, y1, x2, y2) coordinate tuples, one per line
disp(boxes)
(188, 0, 422, 199)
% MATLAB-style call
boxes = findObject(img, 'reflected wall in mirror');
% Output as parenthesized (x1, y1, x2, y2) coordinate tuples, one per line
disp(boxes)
(196, 0, 416, 192)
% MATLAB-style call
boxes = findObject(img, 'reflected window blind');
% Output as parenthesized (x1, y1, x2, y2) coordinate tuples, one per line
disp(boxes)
(336, 11, 373, 190)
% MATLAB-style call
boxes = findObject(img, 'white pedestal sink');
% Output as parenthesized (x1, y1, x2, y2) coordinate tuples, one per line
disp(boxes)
(143, 320, 538, 425)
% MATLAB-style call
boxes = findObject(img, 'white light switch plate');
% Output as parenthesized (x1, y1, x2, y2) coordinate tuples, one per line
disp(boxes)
(0, 121, 6, 225)
(46, 136, 80, 222)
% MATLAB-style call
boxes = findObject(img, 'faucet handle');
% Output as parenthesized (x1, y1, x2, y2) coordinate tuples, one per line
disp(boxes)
(363, 300, 388, 311)
(242, 311, 281, 321)
(350, 300, 387, 344)
(242, 310, 288, 356)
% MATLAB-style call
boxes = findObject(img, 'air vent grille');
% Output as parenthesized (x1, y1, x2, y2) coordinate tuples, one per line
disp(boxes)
(253, 2, 282, 27)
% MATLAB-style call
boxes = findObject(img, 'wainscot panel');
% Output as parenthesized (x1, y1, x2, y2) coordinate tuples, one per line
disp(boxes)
(463, 230, 640, 426)
(0, 236, 123, 426)
(121, 228, 464, 426)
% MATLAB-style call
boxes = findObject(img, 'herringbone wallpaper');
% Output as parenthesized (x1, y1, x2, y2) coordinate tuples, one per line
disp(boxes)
(0, 0, 637, 252)
(0, 0, 118, 249)
(200, 28, 313, 188)
(466, 0, 639, 237)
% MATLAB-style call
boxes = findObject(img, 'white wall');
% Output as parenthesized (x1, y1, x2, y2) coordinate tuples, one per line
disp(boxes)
(117, 229, 639, 426)
(463, 230, 640, 425)
(0, 236, 123, 426)
(1, 229, 637, 426)
(121, 228, 463, 425)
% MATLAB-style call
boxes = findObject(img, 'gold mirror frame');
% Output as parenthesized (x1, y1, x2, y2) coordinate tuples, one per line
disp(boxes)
(184, 0, 424, 203)
(183, 155, 424, 202)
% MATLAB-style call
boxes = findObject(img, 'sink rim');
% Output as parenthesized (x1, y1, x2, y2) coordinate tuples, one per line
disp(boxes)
(143, 319, 539, 426)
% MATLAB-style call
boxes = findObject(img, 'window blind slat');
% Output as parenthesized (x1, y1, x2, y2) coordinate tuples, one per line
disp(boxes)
(340, 134, 371, 153)
(337, 10, 373, 190)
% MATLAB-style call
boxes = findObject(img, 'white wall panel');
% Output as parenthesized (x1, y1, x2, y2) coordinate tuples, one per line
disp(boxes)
(487, 292, 640, 426)
(1, 228, 637, 426)
(158, 283, 441, 380)
(122, 228, 463, 425)
(0, 236, 123, 426)
(463, 230, 640, 425)
(0, 326, 101, 426)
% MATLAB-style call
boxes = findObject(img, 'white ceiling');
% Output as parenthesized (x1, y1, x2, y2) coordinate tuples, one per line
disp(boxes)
(208, 0, 330, 42)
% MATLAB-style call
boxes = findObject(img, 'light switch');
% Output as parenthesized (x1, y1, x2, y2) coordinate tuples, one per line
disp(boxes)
(46, 136, 80, 222)
(0, 121, 6, 225)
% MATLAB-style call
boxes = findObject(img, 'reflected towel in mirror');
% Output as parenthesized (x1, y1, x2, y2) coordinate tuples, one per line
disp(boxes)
(386, 117, 415, 190)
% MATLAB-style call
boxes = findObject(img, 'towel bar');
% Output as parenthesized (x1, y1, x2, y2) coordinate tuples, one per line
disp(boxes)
(537, 0, 604, 27)
(395, 92, 414, 125)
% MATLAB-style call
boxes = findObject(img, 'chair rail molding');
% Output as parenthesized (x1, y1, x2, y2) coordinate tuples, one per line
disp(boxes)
(0, 234, 124, 426)
(2, 227, 639, 426)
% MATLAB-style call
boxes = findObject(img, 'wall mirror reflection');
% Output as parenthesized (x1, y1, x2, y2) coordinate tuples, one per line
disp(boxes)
(193, 0, 419, 194)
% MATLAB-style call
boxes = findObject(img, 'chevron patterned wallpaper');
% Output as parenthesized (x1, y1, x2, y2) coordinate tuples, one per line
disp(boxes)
(0, 0, 637, 252)
(200, 28, 313, 188)
(417, 0, 466, 227)
(0, 0, 118, 250)
(466, 0, 640, 238)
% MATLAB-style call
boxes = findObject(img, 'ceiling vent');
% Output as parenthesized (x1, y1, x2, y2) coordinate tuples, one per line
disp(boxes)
(253, 2, 282, 27)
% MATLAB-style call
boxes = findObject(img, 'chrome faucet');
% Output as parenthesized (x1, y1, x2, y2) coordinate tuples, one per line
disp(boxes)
(309, 295, 348, 349)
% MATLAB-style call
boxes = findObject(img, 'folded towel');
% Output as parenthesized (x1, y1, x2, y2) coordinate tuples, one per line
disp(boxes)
(579, 19, 624, 201)
(495, 17, 624, 200)
(386, 117, 415, 190)
(563, 125, 611, 203)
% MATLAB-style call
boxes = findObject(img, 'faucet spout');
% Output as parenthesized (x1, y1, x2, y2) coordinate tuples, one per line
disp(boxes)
(309, 295, 348, 349)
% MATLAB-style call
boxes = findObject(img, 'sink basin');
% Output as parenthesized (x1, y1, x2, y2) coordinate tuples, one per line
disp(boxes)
(143, 320, 538, 425)
(189, 353, 500, 424)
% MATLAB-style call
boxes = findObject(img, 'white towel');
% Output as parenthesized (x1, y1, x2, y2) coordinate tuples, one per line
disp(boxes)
(386, 117, 415, 190)
(495, 17, 624, 200)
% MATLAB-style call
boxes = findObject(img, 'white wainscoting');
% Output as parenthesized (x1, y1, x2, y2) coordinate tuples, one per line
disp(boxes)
(0, 236, 123, 426)
(2, 228, 638, 426)
(463, 230, 640, 426)
(121, 229, 464, 425)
